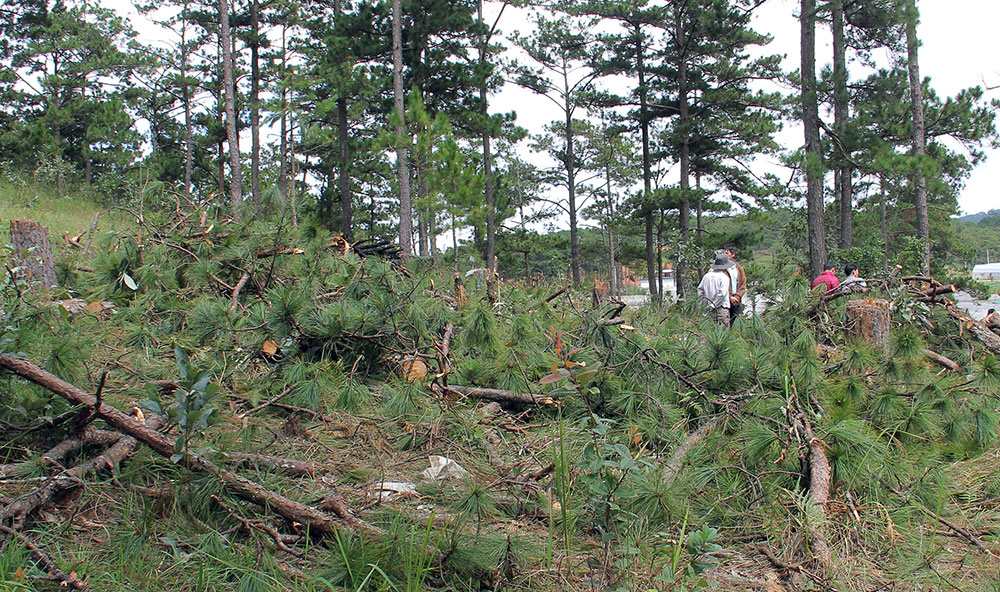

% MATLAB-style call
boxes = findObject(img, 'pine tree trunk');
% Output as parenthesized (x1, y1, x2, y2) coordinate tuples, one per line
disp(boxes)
(880, 175, 889, 273)
(181, 3, 193, 203)
(338, 98, 352, 240)
(801, 0, 827, 279)
(392, 0, 413, 257)
(905, 0, 930, 274)
(250, 0, 261, 215)
(478, 0, 496, 274)
(675, 10, 690, 299)
(220, 0, 243, 219)
(10, 220, 57, 287)
(278, 23, 288, 213)
(636, 29, 658, 304)
(564, 76, 580, 287)
(832, 0, 852, 248)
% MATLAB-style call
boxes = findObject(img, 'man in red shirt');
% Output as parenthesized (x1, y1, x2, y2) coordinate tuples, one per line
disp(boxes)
(811, 262, 840, 292)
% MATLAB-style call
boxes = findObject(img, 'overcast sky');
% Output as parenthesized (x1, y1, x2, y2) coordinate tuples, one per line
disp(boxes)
(108, 0, 1000, 216)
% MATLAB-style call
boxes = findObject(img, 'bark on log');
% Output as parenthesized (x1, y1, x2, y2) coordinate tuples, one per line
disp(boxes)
(662, 419, 718, 488)
(915, 284, 955, 299)
(924, 348, 959, 372)
(0, 524, 95, 591)
(0, 353, 379, 540)
(442, 385, 559, 407)
(797, 412, 832, 570)
(1, 416, 161, 528)
(845, 298, 891, 351)
(10, 220, 58, 287)
(0, 427, 122, 478)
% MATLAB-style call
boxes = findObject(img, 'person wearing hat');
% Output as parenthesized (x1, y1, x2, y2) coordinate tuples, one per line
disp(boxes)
(698, 253, 735, 325)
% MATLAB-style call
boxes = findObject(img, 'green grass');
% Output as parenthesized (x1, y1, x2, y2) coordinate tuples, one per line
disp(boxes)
(0, 180, 132, 246)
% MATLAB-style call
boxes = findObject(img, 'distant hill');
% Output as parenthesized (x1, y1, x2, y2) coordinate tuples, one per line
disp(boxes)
(956, 209, 1000, 224)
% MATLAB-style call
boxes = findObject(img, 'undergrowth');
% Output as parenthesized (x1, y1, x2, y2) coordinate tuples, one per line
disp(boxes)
(1, 196, 999, 591)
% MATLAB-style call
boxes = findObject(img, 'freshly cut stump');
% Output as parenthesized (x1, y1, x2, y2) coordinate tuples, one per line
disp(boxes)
(10, 219, 57, 287)
(845, 298, 891, 350)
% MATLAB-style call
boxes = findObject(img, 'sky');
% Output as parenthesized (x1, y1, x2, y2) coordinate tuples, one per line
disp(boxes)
(105, 0, 1000, 216)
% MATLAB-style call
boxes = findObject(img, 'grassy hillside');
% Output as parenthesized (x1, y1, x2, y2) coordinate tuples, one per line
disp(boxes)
(2, 193, 1000, 592)
(0, 180, 133, 249)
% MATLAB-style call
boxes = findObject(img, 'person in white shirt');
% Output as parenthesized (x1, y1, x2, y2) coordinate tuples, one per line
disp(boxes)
(698, 254, 735, 325)
(840, 264, 867, 293)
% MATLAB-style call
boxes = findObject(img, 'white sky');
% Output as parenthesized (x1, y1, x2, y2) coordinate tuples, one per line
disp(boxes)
(105, 0, 1000, 216)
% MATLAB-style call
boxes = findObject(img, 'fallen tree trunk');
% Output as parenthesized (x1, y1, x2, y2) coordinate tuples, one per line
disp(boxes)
(796, 411, 832, 571)
(0, 353, 378, 540)
(662, 418, 718, 488)
(442, 385, 559, 407)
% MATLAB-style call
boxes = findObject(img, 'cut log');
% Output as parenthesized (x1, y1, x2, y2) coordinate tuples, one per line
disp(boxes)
(797, 411, 832, 571)
(10, 220, 58, 287)
(442, 385, 559, 407)
(915, 284, 955, 299)
(845, 298, 891, 351)
(923, 348, 959, 372)
(662, 419, 718, 488)
(0, 353, 379, 540)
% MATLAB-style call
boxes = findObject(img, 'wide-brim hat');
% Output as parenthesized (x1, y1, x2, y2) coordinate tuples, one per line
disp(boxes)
(711, 254, 734, 270)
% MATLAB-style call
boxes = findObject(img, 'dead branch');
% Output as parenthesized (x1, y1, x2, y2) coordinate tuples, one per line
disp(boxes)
(211, 495, 305, 557)
(923, 348, 959, 372)
(662, 418, 719, 487)
(230, 272, 251, 310)
(0, 523, 95, 591)
(545, 283, 570, 304)
(0, 427, 122, 478)
(0, 353, 379, 540)
(892, 487, 999, 559)
(442, 385, 559, 407)
(1, 415, 162, 528)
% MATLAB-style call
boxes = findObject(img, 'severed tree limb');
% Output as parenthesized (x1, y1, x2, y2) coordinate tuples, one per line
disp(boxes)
(223, 452, 318, 477)
(662, 418, 719, 488)
(211, 495, 305, 557)
(0, 353, 379, 541)
(230, 271, 251, 310)
(1, 415, 162, 528)
(0, 523, 95, 591)
(437, 321, 454, 374)
(544, 283, 569, 304)
(796, 410, 833, 571)
(442, 385, 559, 407)
(0, 428, 122, 479)
(891, 487, 998, 559)
(924, 348, 959, 372)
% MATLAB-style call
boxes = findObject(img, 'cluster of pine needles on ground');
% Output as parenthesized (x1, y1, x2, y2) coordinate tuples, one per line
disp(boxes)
(2, 204, 1000, 591)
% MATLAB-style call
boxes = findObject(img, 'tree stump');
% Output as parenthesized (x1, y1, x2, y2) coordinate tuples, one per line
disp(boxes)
(10, 220, 58, 287)
(845, 298, 891, 350)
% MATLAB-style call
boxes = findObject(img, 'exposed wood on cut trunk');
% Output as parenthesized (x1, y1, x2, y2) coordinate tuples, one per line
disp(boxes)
(797, 410, 832, 570)
(0, 354, 379, 540)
